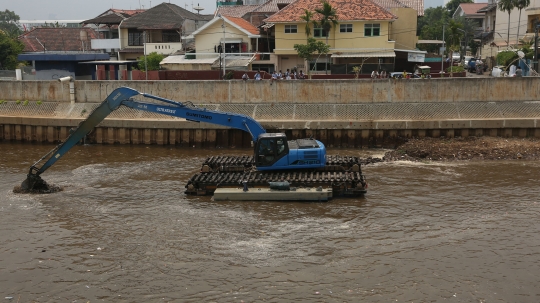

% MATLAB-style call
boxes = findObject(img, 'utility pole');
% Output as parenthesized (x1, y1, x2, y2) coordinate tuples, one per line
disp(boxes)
(535, 24, 540, 73)
(441, 23, 445, 74)
(144, 31, 148, 80)
(218, 15, 226, 79)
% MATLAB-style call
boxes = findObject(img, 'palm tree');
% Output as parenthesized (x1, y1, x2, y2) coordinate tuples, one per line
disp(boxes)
(515, 0, 531, 45)
(314, 0, 338, 74)
(498, 0, 515, 49)
(300, 9, 314, 41)
(446, 19, 464, 77)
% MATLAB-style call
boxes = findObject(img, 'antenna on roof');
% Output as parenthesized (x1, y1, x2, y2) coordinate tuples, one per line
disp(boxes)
(193, 3, 204, 14)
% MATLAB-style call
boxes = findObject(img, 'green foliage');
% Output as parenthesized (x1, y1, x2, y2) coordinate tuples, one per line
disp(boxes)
(300, 9, 314, 39)
(446, 65, 465, 73)
(445, 0, 473, 15)
(136, 52, 165, 72)
(294, 38, 329, 79)
(81, 108, 87, 116)
(314, 0, 338, 43)
(0, 30, 24, 70)
(418, 7, 450, 53)
(224, 71, 234, 80)
(294, 37, 330, 62)
(498, 0, 515, 48)
(0, 100, 4, 104)
(352, 66, 360, 79)
(36, 100, 42, 105)
(0, 9, 21, 37)
(496, 50, 518, 66)
(15, 99, 20, 104)
(23, 100, 28, 106)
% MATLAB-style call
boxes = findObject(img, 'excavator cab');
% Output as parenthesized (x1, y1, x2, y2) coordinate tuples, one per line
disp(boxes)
(255, 133, 289, 167)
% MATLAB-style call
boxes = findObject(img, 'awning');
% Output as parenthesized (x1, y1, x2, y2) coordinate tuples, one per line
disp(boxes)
(416, 40, 444, 44)
(211, 54, 256, 69)
(119, 48, 144, 53)
(220, 38, 243, 43)
(331, 51, 395, 58)
(160, 55, 218, 65)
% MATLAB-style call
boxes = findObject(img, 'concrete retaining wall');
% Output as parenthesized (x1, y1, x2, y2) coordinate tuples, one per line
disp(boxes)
(1, 78, 538, 104)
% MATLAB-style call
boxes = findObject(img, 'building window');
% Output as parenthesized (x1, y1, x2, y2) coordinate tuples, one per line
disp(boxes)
(364, 24, 380, 37)
(162, 30, 180, 43)
(313, 28, 328, 37)
(128, 29, 145, 46)
(285, 25, 297, 33)
(340, 24, 353, 33)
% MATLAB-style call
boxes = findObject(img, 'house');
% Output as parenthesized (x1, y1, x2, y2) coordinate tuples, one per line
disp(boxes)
(263, 0, 397, 74)
(17, 27, 109, 80)
(453, 3, 488, 29)
(118, 2, 213, 60)
(373, 0, 420, 50)
(82, 8, 145, 57)
(182, 15, 262, 71)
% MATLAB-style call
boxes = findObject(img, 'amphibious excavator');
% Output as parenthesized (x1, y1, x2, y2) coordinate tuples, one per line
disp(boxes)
(21, 87, 367, 197)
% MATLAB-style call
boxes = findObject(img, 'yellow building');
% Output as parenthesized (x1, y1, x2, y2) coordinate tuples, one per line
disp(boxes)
(264, 0, 398, 73)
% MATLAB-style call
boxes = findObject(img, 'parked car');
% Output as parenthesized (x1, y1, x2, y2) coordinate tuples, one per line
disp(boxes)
(452, 52, 461, 62)
(464, 56, 473, 67)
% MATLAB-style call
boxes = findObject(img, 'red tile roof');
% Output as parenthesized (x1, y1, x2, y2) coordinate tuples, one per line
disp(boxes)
(459, 3, 488, 16)
(264, 0, 397, 22)
(226, 16, 260, 35)
(18, 27, 98, 52)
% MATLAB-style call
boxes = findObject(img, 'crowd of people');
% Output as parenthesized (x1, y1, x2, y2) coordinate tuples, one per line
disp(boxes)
(243, 69, 307, 84)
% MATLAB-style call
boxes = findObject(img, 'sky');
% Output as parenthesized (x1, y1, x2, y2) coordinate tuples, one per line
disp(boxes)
(2, 0, 444, 21)
(2, 0, 218, 20)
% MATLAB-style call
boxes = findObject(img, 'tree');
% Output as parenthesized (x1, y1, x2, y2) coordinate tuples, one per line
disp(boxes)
(418, 7, 450, 53)
(137, 52, 164, 71)
(515, 0, 530, 45)
(498, 0, 515, 49)
(446, 19, 464, 77)
(0, 31, 24, 70)
(445, 0, 473, 16)
(300, 9, 314, 40)
(294, 37, 330, 79)
(0, 9, 21, 37)
(314, 0, 338, 74)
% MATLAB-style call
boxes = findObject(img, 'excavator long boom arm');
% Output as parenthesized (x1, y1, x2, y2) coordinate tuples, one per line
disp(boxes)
(22, 87, 266, 190)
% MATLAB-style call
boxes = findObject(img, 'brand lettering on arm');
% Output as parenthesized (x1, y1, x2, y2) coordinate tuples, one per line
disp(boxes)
(157, 107, 177, 114)
(186, 112, 213, 120)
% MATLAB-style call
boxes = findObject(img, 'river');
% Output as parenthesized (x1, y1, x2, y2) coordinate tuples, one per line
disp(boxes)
(1, 143, 539, 302)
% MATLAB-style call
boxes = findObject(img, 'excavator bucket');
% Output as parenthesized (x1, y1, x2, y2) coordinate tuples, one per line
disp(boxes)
(19, 174, 54, 193)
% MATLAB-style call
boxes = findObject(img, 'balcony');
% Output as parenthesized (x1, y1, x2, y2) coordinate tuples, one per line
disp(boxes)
(144, 42, 183, 55)
(91, 39, 120, 50)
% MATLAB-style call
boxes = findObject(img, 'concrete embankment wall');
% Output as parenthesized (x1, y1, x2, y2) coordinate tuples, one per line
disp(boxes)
(1, 78, 539, 103)
(1, 79, 539, 148)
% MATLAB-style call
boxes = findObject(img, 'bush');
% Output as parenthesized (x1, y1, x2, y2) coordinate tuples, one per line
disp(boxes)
(136, 52, 164, 72)
(446, 65, 465, 73)
(496, 51, 518, 67)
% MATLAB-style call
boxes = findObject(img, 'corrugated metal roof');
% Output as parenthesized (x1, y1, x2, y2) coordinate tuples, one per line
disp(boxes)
(331, 51, 395, 58)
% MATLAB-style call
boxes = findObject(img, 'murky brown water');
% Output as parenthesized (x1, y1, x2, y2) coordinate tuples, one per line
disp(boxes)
(1, 143, 539, 302)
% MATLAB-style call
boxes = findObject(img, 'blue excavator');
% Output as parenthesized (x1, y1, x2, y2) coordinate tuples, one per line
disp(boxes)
(21, 87, 367, 196)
